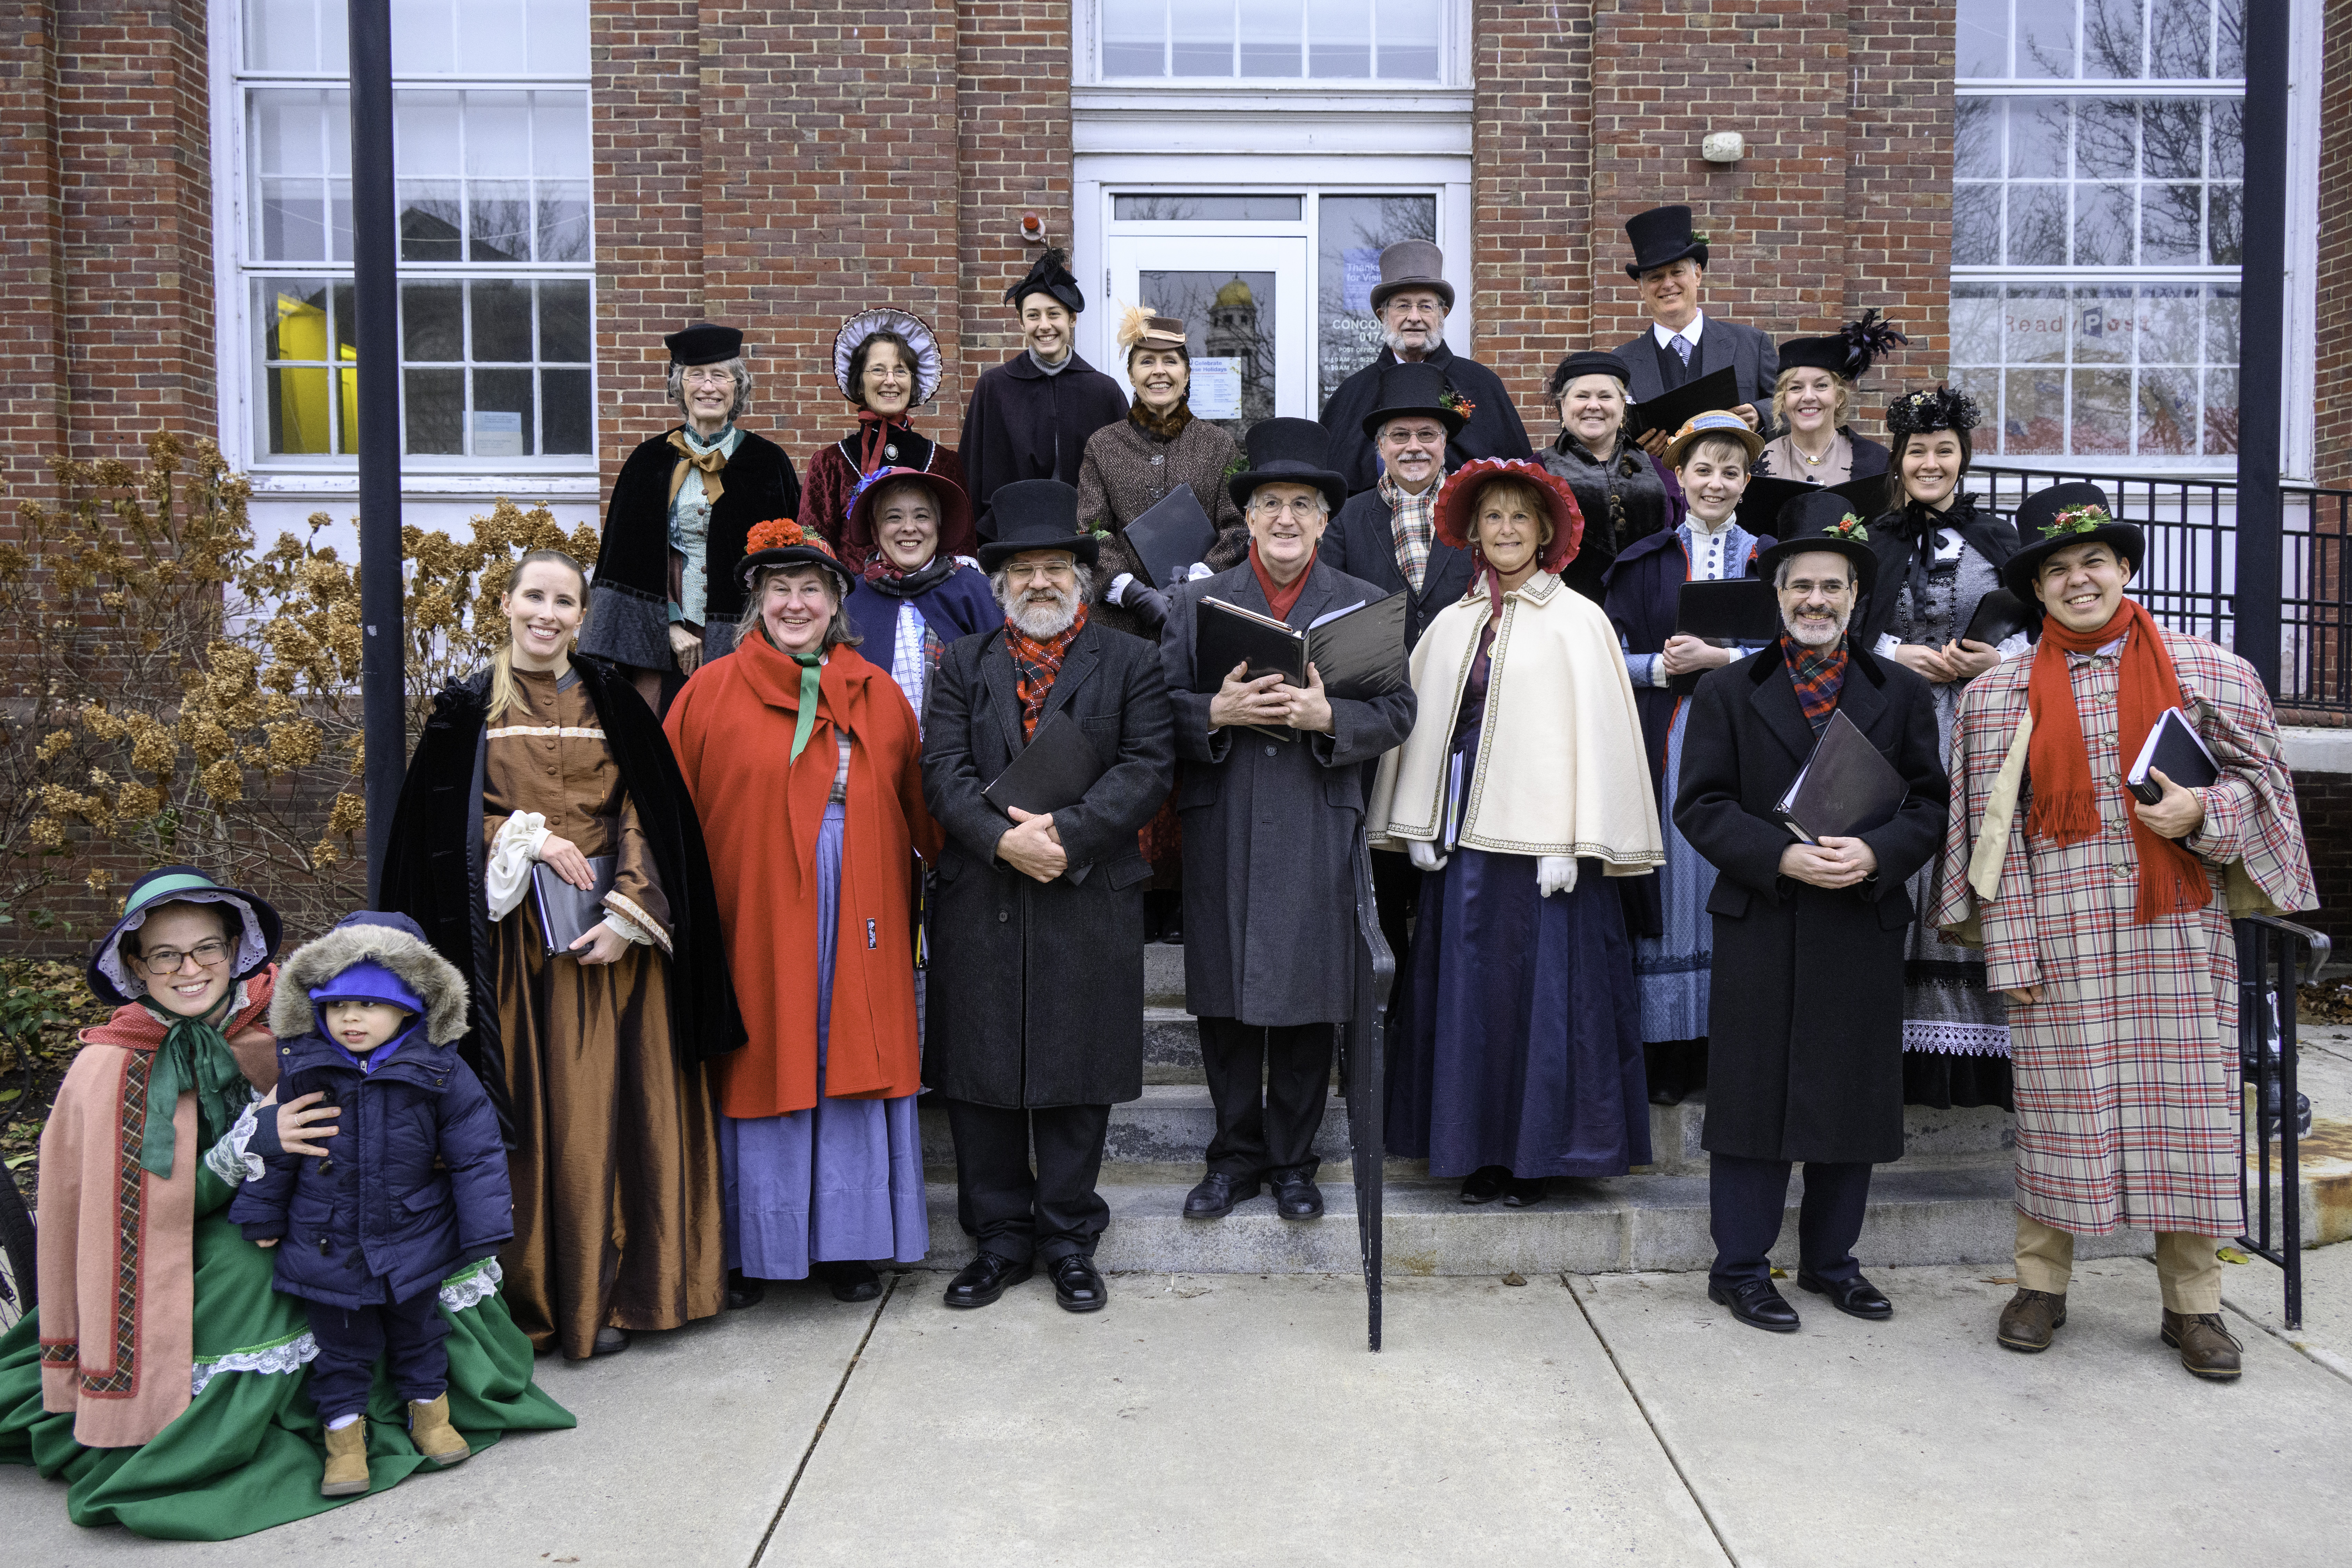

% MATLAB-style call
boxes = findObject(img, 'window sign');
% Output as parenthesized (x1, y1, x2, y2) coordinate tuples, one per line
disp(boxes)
(1189, 359, 1244, 420)
(1317, 194, 1436, 408)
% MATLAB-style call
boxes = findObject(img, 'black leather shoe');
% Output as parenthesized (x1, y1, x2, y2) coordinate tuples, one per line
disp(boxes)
(725, 1270, 765, 1310)
(1183, 1171, 1258, 1220)
(1049, 1254, 1108, 1312)
(1708, 1279, 1801, 1333)
(1502, 1176, 1548, 1208)
(1797, 1271, 1892, 1320)
(1268, 1168, 1324, 1220)
(820, 1260, 882, 1303)
(942, 1253, 1033, 1309)
(1459, 1166, 1509, 1205)
(591, 1326, 631, 1356)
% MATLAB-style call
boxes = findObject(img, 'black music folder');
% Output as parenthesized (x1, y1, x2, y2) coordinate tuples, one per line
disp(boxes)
(1738, 473, 1884, 536)
(1627, 366, 1741, 438)
(1123, 483, 1220, 590)
(532, 856, 617, 957)
(1775, 710, 1909, 845)
(981, 710, 1106, 818)
(2124, 707, 2221, 805)
(1669, 579, 1780, 695)
(1962, 588, 2032, 649)
(1190, 593, 1409, 703)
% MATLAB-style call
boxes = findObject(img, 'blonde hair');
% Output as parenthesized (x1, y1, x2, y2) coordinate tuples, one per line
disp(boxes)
(1769, 366, 1854, 432)
(490, 548, 591, 721)
(1470, 478, 1555, 549)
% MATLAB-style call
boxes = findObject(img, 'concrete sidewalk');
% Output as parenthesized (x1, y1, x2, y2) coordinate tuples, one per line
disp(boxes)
(9, 1261, 2348, 1566)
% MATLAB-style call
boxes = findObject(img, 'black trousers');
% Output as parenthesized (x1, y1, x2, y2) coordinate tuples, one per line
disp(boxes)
(1369, 846, 1420, 977)
(945, 1099, 1112, 1266)
(305, 1285, 452, 1424)
(1707, 1154, 1872, 1293)
(1196, 1017, 1333, 1180)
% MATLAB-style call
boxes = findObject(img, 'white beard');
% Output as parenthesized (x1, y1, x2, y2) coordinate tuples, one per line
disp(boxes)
(1006, 588, 1081, 639)
(1381, 323, 1445, 356)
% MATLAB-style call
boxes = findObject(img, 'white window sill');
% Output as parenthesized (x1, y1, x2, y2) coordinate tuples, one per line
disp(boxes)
(245, 470, 602, 502)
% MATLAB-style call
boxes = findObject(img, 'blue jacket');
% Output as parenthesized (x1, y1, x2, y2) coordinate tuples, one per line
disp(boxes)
(229, 912, 511, 1308)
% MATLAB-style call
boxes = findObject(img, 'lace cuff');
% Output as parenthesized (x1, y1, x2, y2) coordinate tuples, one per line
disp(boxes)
(599, 893, 667, 952)
(190, 1329, 317, 1398)
(486, 811, 550, 920)
(205, 1098, 267, 1185)
(439, 1257, 505, 1313)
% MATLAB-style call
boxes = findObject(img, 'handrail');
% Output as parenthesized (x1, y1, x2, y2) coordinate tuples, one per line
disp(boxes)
(2236, 916, 2331, 1331)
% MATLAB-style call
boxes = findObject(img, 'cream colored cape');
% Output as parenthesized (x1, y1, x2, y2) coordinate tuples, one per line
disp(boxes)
(1369, 571, 1664, 871)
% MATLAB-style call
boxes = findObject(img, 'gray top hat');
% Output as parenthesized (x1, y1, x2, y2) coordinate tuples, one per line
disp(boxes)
(1369, 241, 1454, 314)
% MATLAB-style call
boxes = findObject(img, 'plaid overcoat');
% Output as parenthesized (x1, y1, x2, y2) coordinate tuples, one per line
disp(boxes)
(1932, 625, 2315, 1236)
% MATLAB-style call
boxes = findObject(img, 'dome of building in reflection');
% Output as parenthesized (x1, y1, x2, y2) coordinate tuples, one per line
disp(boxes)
(1214, 277, 1255, 308)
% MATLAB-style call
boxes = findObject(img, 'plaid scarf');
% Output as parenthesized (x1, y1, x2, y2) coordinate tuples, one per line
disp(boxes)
(1006, 603, 1089, 739)
(1780, 632, 1848, 734)
(1378, 468, 1442, 594)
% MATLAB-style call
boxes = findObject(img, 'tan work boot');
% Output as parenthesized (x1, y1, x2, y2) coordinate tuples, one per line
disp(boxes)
(321, 1418, 370, 1497)
(2161, 1309, 2244, 1381)
(407, 1392, 472, 1466)
(1997, 1288, 2067, 1352)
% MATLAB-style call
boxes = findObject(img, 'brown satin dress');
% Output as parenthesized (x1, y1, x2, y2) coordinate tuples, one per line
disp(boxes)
(486, 665, 724, 1357)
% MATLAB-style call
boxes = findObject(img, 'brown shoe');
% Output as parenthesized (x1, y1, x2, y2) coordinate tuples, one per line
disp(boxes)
(321, 1417, 371, 1496)
(407, 1391, 472, 1465)
(1997, 1288, 2067, 1352)
(2161, 1309, 2244, 1381)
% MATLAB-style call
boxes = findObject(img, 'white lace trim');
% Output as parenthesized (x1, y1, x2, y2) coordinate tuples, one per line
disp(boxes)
(439, 1257, 504, 1312)
(486, 811, 550, 919)
(190, 1331, 317, 1397)
(1904, 1020, 2012, 1058)
(205, 1096, 267, 1185)
(601, 890, 670, 954)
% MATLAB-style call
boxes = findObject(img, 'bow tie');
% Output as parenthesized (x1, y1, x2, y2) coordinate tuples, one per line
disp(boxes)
(667, 430, 729, 508)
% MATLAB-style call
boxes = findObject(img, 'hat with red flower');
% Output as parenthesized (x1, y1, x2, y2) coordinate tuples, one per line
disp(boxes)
(738, 517, 853, 595)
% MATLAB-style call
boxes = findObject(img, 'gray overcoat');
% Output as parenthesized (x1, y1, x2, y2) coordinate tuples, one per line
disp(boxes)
(920, 618, 1175, 1108)
(1159, 557, 1418, 1025)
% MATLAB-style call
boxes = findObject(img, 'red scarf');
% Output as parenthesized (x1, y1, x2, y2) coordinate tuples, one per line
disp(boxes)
(1780, 634, 1848, 733)
(1007, 603, 1089, 739)
(2026, 596, 2210, 923)
(1250, 542, 1316, 623)
(854, 409, 908, 477)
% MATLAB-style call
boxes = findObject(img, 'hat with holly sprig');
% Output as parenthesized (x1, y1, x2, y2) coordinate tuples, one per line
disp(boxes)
(1759, 489, 1881, 596)
(1999, 481, 2141, 609)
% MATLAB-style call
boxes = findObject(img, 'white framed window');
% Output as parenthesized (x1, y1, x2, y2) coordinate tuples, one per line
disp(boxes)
(220, 0, 594, 473)
(1951, 0, 2244, 465)
(1088, 1, 1453, 86)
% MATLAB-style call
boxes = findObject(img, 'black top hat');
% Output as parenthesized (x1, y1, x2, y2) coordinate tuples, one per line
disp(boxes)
(976, 479, 1100, 572)
(1368, 241, 1454, 313)
(1006, 247, 1086, 315)
(1359, 360, 1467, 440)
(88, 864, 284, 1009)
(1777, 310, 1910, 381)
(1624, 206, 1710, 280)
(1759, 491, 1880, 597)
(1547, 349, 1634, 400)
(666, 322, 743, 366)
(1226, 418, 1350, 516)
(1999, 481, 2143, 605)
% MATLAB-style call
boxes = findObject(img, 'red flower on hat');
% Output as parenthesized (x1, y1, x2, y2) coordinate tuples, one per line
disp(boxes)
(747, 516, 832, 556)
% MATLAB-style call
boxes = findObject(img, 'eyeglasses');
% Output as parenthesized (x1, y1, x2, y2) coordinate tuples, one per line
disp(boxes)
(136, 937, 233, 976)
(1249, 496, 1327, 520)
(680, 366, 735, 386)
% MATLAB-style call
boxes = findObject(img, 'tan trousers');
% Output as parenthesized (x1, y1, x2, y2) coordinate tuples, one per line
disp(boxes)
(2015, 1212, 2225, 1314)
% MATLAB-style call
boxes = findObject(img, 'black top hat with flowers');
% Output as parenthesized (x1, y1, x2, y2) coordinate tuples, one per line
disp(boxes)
(1359, 359, 1470, 440)
(1999, 481, 2142, 605)
(738, 517, 854, 596)
(1760, 492, 1881, 596)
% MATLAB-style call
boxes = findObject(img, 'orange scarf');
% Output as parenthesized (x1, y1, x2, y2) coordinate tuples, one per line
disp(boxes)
(2026, 597, 2210, 923)
(667, 428, 728, 508)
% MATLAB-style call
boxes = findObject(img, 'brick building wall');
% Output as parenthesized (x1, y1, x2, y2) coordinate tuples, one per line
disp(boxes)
(2294, 775, 2352, 949)
(2316, 0, 2352, 491)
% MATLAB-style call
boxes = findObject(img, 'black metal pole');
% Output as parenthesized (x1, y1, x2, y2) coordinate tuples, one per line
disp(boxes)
(2234, 0, 2289, 697)
(349, 0, 404, 900)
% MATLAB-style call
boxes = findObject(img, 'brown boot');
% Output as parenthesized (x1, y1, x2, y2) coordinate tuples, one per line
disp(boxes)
(321, 1418, 371, 1497)
(1997, 1288, 2067, 1352)
(407, 1392, 471, 1466)
(2161, 1309, 2244, 1381)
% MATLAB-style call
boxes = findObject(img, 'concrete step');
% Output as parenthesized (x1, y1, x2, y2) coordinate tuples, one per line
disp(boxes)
(1145, 941, 1184, 1009)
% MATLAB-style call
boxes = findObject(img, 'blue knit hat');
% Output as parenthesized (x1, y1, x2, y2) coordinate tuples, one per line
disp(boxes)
(309, 958, 426, 1019)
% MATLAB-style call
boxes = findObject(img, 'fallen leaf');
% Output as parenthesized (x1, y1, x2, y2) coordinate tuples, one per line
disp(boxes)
(2218, 1246, 2251, 1265)
(1768, 1266, 1787, 1279)
(3, 1154, 32, 1170)
(1502, 1271, 1527, 1287)
(1981, 1276, 2017, 1285)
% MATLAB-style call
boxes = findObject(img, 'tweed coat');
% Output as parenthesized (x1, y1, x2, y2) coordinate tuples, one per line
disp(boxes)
(1074, 413, 1251, 637)
(920, 618, 1175, 1107)
(1317, 481, 1476, 650)
(1931, 625, 2315, 1236)
(1159, 556, 1419, 1025)
(1673, 643, 1948, 1163)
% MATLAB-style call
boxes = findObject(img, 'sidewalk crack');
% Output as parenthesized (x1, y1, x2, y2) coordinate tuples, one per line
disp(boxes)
(749, 1272, 899, 1566)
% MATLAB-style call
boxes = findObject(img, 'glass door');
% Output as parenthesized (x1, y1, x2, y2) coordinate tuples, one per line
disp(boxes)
(1102, 232, 1310, 444)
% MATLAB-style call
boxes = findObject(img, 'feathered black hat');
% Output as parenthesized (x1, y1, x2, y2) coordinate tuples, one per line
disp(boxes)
(1778, 310, 1910, 381)
(1006, 247, 1086, 315)
(1885, 384, 1983, 440)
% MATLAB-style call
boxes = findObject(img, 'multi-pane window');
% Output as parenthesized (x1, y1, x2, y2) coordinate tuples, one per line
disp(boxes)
(1098, 0, 1446, 82)
(1951, 0, 2243, 463)
(234, 0, 594, 467)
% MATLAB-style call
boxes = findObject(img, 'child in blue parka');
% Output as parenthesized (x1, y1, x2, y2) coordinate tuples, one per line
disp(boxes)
(230, 909, 512, 1497)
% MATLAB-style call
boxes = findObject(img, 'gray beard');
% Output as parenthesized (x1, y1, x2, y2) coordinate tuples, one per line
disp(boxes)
(1381, 324, 1444, 357)
(1784, 610, 1850, 649)
(1006, 590, 1081, 639)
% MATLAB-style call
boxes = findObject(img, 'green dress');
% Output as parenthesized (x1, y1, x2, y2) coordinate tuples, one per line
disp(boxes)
(0, 1124, 574, 1540)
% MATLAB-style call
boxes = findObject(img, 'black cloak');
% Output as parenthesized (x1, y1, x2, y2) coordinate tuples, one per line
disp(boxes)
(957, 351, 1130, 535)
(380, 655, 745, 1144)
(1317, 344, 1533, 496)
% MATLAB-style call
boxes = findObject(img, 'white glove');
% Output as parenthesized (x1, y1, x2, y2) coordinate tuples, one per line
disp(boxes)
(1186, 562, 1213, 581)
(1408, 839, 1447, 873)
(1537, 856, 1578, 898)
(1108, 571, 1138, 606)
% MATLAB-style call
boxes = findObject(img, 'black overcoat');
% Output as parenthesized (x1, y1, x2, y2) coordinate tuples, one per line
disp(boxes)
(580, 428, 800, 673)
(1159, 557, 1418, 1024)
(1317, 484, 1475, 650)
(920, 619, 1175, 1108)
(1318, 344, 1533, 495)
(957, 351, 1130, 534)
(1671, 644, 1947, 1165)
(379, 656, 745, 1144)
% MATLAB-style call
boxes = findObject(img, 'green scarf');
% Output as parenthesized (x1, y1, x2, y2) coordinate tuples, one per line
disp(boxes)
(788, 652, 824, 763)
(138, 995, 249, 1177)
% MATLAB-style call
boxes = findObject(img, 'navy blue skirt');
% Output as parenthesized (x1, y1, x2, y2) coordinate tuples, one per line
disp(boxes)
(1386, 849, 1652, 1179)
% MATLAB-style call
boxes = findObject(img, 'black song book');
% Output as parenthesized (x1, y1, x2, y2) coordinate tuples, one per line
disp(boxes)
(1775, 710, 1908, 845)
(1123, 483, 1220, 590)
(1962, 588, 2031, 649)
(1627, 366, 1741, 439)
(1191, 593, 1408, 702)
(981, 710, 1106, 818)
(1669, 579, 1781, 695)
(533, 855, 617, 958)
(2124, 707, 2220, 805)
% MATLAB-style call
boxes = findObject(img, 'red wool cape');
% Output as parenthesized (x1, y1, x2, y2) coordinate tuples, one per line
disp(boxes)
(665, 632, 942, 1118)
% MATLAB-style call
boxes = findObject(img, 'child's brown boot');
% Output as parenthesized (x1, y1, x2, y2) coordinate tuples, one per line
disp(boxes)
(407, 1392, 471, 1466)
(321, 1418, 371, 1497)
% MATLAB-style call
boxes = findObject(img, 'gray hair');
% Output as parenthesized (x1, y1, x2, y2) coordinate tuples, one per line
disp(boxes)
(735, 562, 860, 651)
(668, 355, 754, 421)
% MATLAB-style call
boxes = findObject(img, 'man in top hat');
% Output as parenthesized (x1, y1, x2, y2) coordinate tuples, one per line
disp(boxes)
(921, 479, 1176, 1314)
(1674, 494, 1947, 1333)
(1612, 207, 1781, 458)
(959, 249, 1131, 536)
(1158, 419, 1418, 1223)
(1318, 241, 1531, 495)
(584, 321, 802, 714)
(1932, 483, 2315, 1380)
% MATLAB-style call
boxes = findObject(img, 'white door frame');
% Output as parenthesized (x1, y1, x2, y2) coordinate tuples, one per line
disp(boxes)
(1102, 232, 1312, 420)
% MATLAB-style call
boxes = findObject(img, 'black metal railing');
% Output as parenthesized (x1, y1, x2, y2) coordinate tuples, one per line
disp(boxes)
(1969, 463, 2352, 718)
(2235, 915, 2330, 1330)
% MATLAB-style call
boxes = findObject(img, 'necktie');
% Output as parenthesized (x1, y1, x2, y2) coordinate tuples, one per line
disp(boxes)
(788, 653, 823, 763)
(1673, 334, 1693, 367)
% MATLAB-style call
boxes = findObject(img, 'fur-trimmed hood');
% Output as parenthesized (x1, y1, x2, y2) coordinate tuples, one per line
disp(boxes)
(269, 910, 470, 1045)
